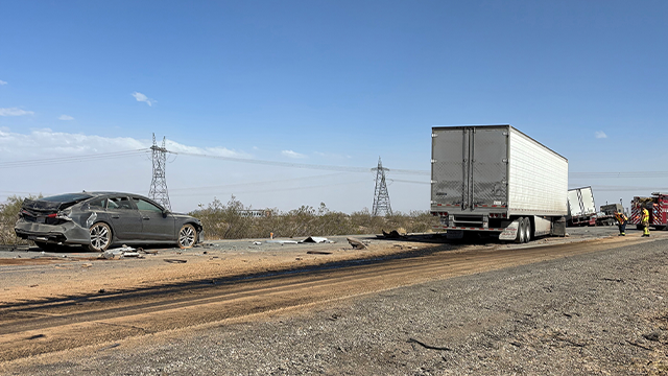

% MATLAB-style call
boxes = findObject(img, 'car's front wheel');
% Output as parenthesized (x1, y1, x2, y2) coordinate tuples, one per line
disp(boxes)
(89, 222, 112, 252)
(178, 224, 197, 249)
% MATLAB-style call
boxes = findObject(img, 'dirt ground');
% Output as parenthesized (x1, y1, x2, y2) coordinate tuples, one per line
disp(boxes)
(0, 229, 621, 305)
(2, 227, 668, 375)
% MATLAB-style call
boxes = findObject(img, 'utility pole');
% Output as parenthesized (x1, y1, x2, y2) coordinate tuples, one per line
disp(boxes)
(148, 133, 171, 211)
(371, 157, 392, 216)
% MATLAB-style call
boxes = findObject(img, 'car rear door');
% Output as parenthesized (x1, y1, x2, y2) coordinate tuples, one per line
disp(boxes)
(132, 197, 175, 241)
(106, 195, 143, 240)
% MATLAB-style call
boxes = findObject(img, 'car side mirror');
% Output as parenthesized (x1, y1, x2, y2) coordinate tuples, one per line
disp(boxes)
(162, 210, 169, 218)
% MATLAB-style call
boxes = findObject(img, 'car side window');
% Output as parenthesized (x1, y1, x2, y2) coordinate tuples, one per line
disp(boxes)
(88, 198, 107, 209)
(108, 197, 133, 210)
(134, 198, 163, 212)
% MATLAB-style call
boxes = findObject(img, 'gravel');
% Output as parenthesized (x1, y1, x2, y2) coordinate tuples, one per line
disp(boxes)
(4, 231, 668, 375)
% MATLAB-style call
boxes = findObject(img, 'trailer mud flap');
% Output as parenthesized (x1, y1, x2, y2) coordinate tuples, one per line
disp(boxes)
(499, 220, 520, 241)
(446, 230, 464, 240)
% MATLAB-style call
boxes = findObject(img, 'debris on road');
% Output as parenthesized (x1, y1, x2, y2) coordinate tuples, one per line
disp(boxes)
(300, 236, 334, 244)
(266, 240, 299, 245)
(164, 259, 188, 263)
(306, 251, 333, 255)
(380, 230, 407, 239)
(408, 337, 452, 351)
(346, 237, 366, 249)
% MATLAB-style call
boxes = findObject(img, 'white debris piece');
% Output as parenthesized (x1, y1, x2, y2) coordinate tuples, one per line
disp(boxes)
(102, 245, 138, 259)
(266, 240, 299, 245)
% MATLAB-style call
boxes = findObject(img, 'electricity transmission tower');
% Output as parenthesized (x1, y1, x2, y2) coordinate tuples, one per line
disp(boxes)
(148, 133, 171, 211)
(372, 157, 392, 216)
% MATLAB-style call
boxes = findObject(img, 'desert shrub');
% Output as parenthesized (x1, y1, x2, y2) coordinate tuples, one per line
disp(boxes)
(191, 197, 437, 240)
(0, 195, 35, 245)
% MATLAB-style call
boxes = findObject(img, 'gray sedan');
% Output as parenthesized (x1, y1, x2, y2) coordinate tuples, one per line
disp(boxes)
(15, 191, 204, 251)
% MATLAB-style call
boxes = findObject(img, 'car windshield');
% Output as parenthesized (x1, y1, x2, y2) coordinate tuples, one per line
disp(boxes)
(40, 193, 92, 203)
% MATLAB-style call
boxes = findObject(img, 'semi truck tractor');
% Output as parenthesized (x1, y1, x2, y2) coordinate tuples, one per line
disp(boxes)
(430, 125, 568, 242)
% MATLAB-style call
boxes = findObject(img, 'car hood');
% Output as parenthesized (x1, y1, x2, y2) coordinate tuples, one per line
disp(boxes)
(170, 212, 200, 220)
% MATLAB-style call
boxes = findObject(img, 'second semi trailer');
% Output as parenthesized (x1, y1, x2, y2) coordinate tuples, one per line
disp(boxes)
(430, 125, 568, 242)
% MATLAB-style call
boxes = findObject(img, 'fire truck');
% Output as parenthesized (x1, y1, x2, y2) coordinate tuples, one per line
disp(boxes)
(630, 192, 668, 231)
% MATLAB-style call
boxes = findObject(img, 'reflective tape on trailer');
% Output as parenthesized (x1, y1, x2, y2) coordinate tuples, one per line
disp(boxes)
(433, 226, 505, 231)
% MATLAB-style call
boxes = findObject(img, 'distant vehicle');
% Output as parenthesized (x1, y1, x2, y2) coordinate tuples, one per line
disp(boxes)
(430, 125, 568, 242)
(567, 187, 616, 226)
(630, 192, 668, 231)
(567, 186, 596, 226)
(15, 191, 204, 251)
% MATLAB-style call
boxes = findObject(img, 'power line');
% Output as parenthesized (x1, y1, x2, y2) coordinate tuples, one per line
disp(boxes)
(168, 172, 352, 193)
(570, 171, 668, 179)
(169, 179, 369, 197)
(0, 149, 150, 169)
(172, 150, 430, 176)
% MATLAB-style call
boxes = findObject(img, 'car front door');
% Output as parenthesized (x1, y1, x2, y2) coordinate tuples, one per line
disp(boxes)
(106, 195, 143, 240)
(132, 197, 175, 241)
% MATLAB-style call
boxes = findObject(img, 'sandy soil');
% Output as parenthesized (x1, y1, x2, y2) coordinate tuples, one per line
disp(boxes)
(4, 227, 666, 375)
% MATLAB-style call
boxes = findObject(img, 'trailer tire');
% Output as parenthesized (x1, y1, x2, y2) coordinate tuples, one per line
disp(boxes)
(516, 218, 526, 244)
(522, 217, 531, 243)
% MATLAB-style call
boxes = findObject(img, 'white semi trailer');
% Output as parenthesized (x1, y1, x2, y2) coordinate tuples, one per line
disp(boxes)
(430, 125, 568, 242)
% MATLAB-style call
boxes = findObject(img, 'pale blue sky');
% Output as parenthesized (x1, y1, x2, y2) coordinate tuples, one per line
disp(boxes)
(1, 1, 667, 213)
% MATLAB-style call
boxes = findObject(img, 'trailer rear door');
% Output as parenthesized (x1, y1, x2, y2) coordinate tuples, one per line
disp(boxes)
(432, 126, 508, 211)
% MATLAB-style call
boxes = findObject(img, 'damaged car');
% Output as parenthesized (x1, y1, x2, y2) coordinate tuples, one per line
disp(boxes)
(14, 191, 204, 252)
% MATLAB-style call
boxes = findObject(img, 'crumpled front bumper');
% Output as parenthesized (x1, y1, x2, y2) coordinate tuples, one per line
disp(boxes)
(14, 218, 91, 245)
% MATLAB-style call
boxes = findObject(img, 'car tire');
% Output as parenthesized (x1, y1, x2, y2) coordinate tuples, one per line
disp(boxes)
(89, 222, 112, 252)
(178, 224, 197, 249)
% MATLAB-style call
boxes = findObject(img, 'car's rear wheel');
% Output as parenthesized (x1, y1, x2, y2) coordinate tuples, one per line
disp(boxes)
(89, 222, 112, 252)
(178, 224, 197, 249)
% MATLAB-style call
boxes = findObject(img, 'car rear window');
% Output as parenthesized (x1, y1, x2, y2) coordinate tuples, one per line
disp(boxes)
(40, 193, 92, 203)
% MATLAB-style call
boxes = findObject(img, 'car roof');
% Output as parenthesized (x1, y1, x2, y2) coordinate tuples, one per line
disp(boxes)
(83, 191, 147, 197)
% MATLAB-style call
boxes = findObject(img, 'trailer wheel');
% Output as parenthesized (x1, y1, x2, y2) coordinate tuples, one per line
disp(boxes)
(522, 217, 531, 243)
(515, 218, 526, 243)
